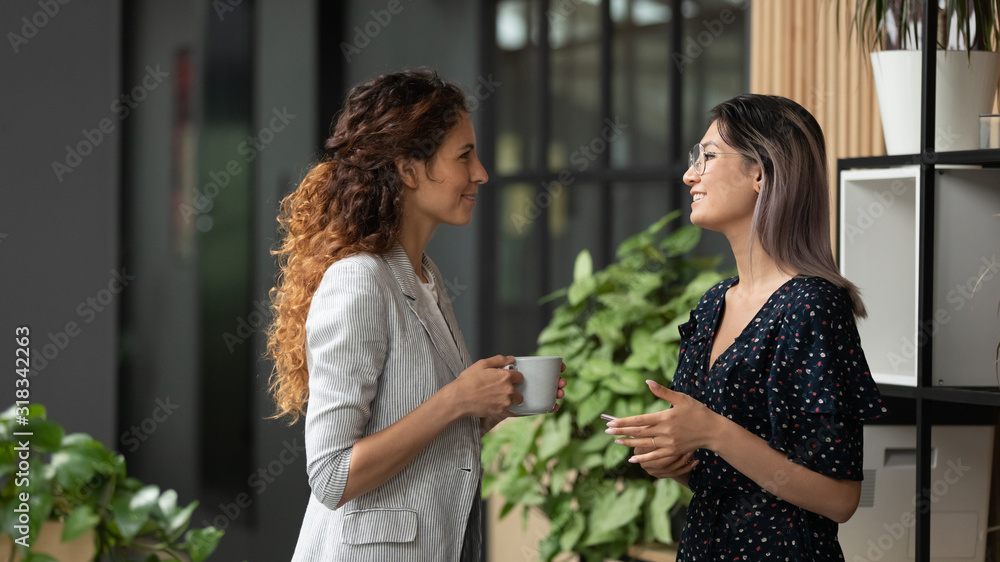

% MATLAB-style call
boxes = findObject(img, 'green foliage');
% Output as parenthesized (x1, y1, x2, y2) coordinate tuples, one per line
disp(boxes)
(482, 212, 728, 561)
(0, 404, 223, 561)
(839, 0, 1000, 52)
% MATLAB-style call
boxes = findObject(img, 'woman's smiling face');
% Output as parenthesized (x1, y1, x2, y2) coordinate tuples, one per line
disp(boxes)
(401, 111, 488, 229)
(683, 121, 761, 236)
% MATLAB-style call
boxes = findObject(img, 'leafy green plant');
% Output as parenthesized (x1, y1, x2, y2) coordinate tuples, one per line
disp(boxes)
(0, 404, 223, 562)
(482, 211, 728, 561)
(840, 0, 1000, 52)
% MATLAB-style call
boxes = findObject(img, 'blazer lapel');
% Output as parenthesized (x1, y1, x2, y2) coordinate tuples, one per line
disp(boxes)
(423, 256, 472, 370)
(383, 244, 466, 378)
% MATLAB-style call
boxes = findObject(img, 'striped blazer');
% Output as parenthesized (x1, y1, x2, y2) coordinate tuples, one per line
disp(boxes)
(290, 244, 481, 561)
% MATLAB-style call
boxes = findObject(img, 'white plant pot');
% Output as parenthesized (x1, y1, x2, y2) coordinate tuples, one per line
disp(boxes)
(870, 50, 1000, 154)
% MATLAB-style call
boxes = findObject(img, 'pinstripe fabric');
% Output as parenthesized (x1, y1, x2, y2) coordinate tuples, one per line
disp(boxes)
(290, 244, 482, 562)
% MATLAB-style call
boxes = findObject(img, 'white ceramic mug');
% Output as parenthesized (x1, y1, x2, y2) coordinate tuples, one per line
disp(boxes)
(506, 356, 562, 415)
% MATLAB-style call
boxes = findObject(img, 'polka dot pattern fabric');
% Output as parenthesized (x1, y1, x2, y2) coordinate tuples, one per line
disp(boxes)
(670, 276, 887, 561)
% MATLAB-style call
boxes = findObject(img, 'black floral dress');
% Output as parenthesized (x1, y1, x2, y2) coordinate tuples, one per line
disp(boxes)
(670, 276, 887, 561)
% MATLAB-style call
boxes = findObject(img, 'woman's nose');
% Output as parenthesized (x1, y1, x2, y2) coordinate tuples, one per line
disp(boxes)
(472, 156, 488, 184)
(682, 166, 699, 187)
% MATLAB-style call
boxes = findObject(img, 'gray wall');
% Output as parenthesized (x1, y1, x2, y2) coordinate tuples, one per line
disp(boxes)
(0, 0, 121, 446)
(344, 0, 485, 360)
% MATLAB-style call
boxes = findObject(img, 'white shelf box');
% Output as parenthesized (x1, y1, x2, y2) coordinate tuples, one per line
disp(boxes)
(931, 169, 1000, 387)
(840, 166, 920, 387)
(840, 166, 1000, 388)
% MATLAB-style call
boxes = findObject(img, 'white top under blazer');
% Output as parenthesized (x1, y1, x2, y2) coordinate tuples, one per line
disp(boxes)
(290, 244, 482, 561)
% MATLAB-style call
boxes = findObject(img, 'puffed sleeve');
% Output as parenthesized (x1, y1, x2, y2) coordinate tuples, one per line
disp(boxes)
(766, 282, 886, 481)
(302, 259, 388, 510)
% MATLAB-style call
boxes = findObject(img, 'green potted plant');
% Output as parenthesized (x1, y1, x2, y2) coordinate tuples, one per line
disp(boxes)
(0, 404, 223, 562)
(482, 211, 728, 561)
(841, 0, 1000, 154)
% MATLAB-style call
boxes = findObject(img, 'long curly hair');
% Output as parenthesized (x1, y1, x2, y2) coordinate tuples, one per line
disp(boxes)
(266, 70, 469, 423)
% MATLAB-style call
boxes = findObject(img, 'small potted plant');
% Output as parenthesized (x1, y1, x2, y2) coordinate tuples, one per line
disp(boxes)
(0, 404, 223, 561)
(482, 212, 728, 561)
(841, 0, 1000, 154)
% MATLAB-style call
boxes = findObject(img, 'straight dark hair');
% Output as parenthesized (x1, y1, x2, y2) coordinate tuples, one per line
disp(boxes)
(710, 94, 867, 318)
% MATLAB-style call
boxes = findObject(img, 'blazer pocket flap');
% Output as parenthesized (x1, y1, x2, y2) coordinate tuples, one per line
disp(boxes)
(342, 508, 418, 545)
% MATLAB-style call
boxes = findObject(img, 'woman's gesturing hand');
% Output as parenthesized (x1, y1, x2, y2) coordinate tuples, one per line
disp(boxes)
(605, 380, 721, 464)
(449, 355, 523, 418)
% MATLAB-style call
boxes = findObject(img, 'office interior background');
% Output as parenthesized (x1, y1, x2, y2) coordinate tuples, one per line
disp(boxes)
(5, 0, 1000, 560)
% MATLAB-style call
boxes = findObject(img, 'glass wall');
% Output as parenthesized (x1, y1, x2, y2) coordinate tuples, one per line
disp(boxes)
(481, 0, 748, 356)
(197, 0, 255, 507)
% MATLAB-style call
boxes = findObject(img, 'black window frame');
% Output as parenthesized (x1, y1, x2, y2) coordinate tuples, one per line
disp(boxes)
(477, 0, 751, 357)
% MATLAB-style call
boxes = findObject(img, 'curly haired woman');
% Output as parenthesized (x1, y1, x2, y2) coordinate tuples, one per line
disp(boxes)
(266, 70, 565, 561)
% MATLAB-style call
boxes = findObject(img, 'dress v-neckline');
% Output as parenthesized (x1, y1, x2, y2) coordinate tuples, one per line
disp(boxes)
(706, 276, 797, 372)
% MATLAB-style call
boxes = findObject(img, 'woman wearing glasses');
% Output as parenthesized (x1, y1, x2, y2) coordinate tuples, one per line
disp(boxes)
(605, 94, 886, 560)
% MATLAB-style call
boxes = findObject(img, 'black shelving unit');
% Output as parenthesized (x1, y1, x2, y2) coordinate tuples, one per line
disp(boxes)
(836, 3, 1000, 559)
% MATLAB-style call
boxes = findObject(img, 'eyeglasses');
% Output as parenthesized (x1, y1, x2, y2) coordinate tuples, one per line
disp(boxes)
(688, 143, 742, 176)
